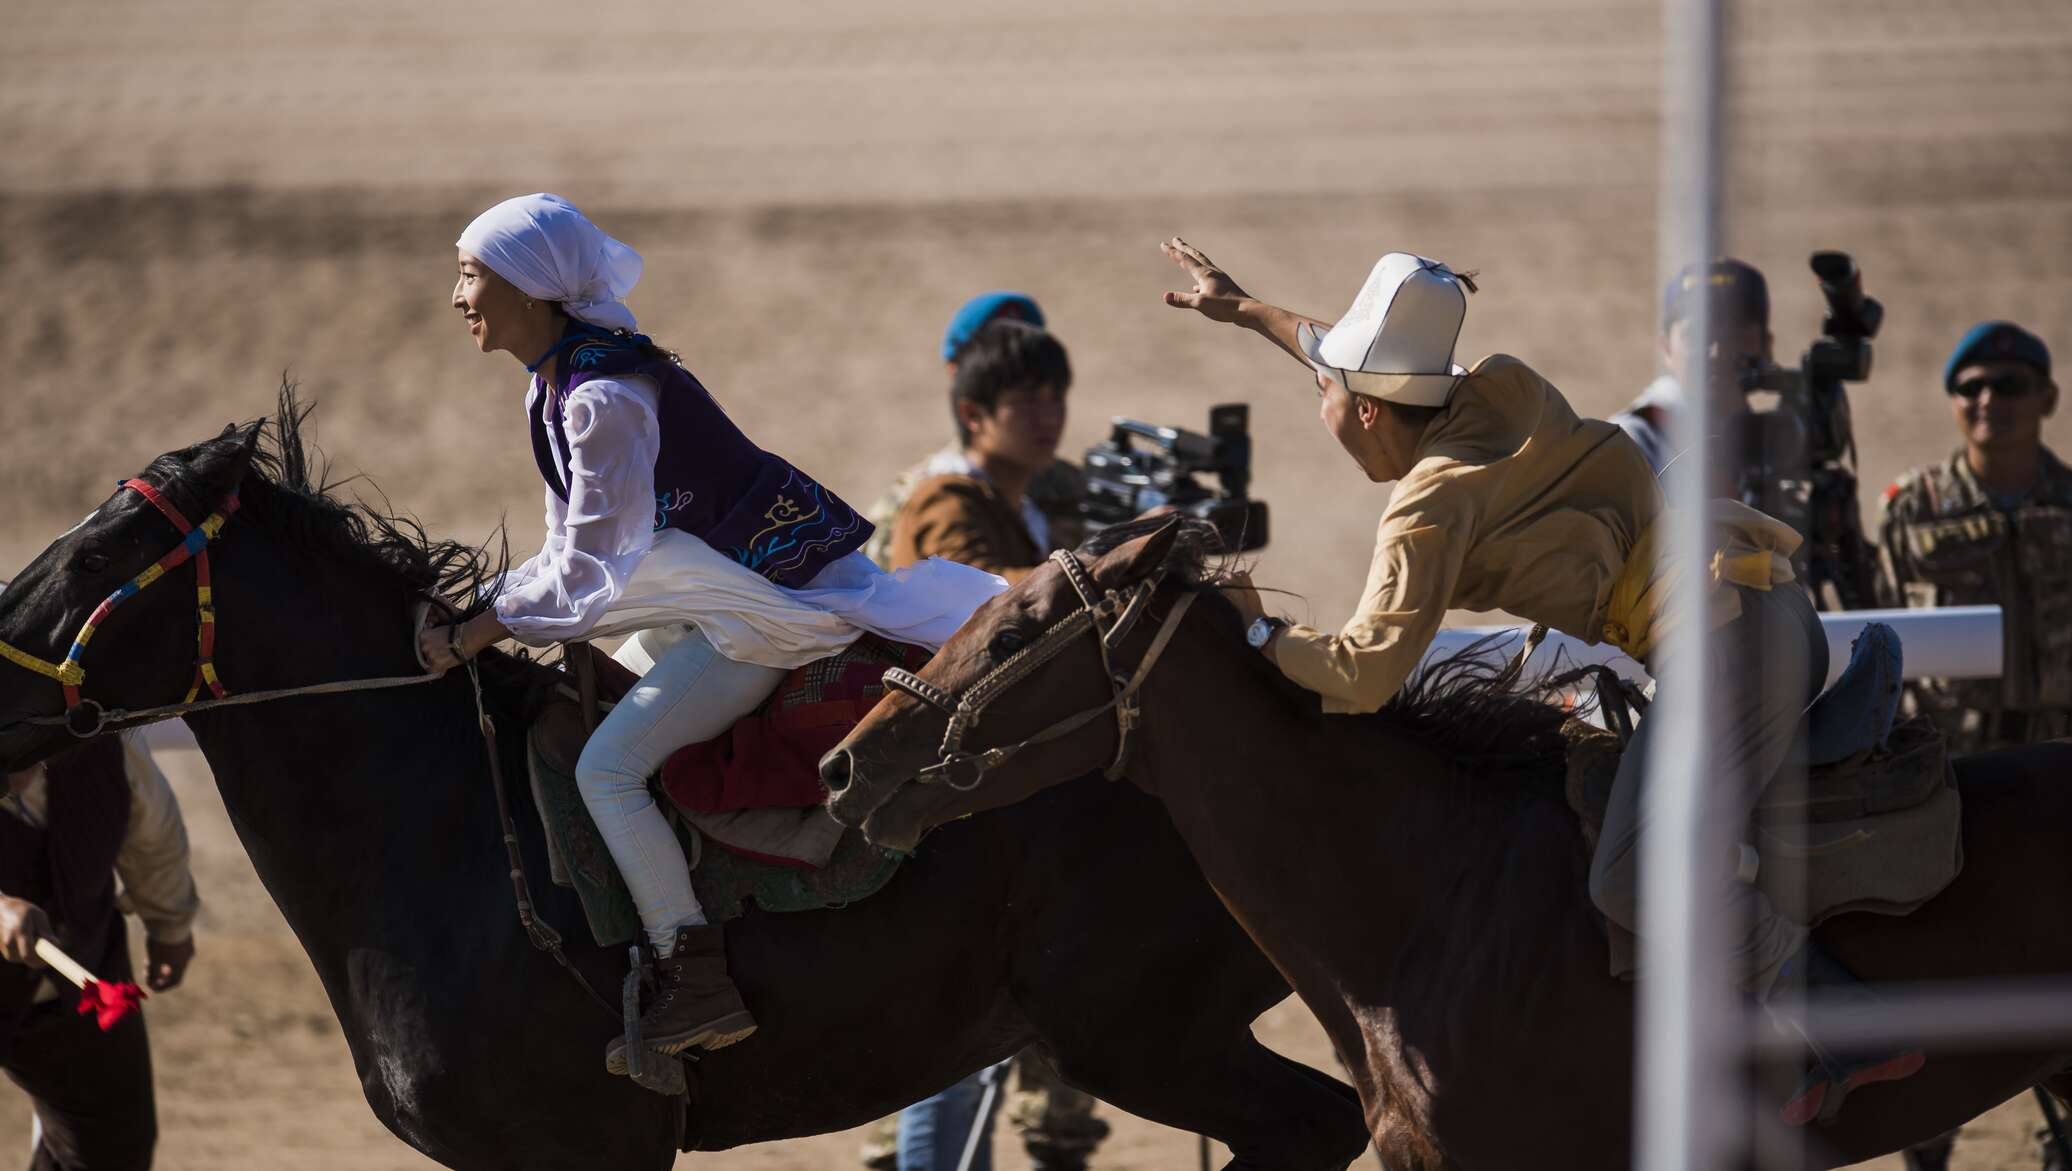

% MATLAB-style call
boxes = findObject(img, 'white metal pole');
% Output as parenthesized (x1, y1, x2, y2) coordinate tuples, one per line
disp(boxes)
(1423, 604, 2004, 687)
(1641, 0, 1733, 1164)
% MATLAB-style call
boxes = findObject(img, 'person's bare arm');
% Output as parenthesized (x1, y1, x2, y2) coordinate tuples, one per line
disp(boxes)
(1160, 238, 1331, 371)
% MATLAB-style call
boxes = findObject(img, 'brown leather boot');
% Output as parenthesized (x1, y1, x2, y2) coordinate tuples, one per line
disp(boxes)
(605, 924, 758, 1075)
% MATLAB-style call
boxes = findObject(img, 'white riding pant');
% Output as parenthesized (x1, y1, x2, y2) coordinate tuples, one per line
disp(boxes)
(575, 626, 787, 955)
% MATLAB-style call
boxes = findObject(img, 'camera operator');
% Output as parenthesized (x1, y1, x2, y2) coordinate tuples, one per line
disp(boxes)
(1610, 258, 1772, 487)
(1619, 255, 1888, 611)
(1877, 321, 2072, 753)
(862, 312, 1113, 1171)
(888, 318, 1077, 582)
(863, 292, 1087, 571)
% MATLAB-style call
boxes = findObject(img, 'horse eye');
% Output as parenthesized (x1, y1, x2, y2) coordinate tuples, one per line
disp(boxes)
(76, 551, 111, 575)
(990, 630, 1027, 658)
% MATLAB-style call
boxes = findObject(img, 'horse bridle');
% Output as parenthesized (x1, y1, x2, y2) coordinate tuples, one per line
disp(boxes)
(882, 549, 1197, 791)
(0, 477, 447, 739)
(0, 479, 243, 737)
(0, 472, 633, 1024)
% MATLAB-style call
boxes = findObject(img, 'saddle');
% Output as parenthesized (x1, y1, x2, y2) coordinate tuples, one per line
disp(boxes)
(525, 634, 928, 948)
(1566, 624, 1963, 977)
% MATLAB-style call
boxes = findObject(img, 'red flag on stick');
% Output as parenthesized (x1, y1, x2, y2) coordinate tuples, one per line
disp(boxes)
(76, 978, 147, 1031)
(32, 939, 146, 1031)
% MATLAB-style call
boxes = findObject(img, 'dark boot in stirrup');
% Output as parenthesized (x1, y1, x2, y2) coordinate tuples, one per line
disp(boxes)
(1770, 938, 1925, 1127)
(606, 924, 758, 1075)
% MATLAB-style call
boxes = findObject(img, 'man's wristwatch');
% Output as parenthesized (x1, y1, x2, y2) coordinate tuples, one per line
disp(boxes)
(1246, 616, 1286, 651)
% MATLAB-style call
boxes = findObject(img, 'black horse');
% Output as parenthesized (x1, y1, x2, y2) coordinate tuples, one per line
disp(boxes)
(0, 402, 1368, 1171)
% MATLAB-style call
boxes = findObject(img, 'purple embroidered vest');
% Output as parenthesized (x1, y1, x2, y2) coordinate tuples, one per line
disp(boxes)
(0, 735, 132, 1050)
(529, 337, 871, 589)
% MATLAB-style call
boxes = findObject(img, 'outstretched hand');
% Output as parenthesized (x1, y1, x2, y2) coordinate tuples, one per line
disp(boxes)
(1160, 238, 1252, 324)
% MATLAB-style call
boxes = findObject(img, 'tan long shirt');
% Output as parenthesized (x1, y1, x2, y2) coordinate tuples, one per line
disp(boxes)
(1273, 354, 1664, 714)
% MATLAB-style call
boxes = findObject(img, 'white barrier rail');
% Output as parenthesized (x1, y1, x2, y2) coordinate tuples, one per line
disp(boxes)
(1753, 979, 2072, 1054)
(1423, 605, 2003, 688)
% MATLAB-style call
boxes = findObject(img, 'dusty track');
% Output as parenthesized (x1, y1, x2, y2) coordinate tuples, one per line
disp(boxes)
(2, 0, 2069, 1166)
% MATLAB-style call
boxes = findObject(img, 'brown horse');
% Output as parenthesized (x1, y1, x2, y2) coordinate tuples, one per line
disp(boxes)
(822, 518, 2072, 1170)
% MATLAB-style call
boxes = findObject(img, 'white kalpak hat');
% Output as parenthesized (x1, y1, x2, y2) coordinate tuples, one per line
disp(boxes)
(1298, 252, 1471, 407)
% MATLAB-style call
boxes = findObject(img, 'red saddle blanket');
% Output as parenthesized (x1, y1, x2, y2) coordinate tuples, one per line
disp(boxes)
(656, 634, 931, 816)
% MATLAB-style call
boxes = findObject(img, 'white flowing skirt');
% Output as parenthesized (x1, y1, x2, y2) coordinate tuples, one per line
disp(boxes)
(592, 529, 1007, 672)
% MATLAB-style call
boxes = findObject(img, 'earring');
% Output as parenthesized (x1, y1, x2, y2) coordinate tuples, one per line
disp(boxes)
(524, 298, 535, 309)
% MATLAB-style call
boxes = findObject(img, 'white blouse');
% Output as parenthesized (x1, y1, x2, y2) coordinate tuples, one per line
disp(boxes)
(494, 375, 666, 644)
(493, 375, 1005, 666)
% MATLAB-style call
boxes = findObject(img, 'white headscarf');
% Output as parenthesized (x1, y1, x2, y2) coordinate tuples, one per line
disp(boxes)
(456, 193, 643, 333)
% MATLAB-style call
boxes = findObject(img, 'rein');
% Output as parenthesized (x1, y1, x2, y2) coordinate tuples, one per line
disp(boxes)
(883, 549, 1196, 790)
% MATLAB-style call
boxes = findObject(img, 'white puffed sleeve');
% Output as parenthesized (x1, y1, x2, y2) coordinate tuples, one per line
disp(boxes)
(493, 377, 664, 643)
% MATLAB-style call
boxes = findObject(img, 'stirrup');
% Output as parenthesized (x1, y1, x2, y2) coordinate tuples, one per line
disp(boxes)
(1783, 1049, 1927, 1127)
(1765, 939, 1927, 1127)
(614, 944, 687, 1097)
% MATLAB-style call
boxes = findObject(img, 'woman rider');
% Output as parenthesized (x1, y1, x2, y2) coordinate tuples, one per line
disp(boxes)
(421, 194, 1002, 1077)
(1157, 238, 1922, 1126)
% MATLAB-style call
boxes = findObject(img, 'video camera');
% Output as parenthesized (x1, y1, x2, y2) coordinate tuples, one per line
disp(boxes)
(1736, 251, 1884, 610)
(1080, 404, 1270, 552)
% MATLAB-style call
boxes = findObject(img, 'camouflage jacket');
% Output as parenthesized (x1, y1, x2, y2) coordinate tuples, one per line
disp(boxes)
(1876, 447, 2072, 750)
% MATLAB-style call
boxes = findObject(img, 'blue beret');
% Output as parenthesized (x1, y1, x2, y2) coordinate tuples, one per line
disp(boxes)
(1944, 321, 2051, 391)
(1663, 259, 1768, 329)
(942, 291, 1045, 362)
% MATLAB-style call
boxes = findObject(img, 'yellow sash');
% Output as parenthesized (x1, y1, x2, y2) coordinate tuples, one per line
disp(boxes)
(1602, 500, 1801, 662)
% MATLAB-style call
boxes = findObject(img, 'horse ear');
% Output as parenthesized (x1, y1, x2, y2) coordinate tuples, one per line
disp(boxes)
(195, 422, 261, 494)
(1092, 516, 1183, 586)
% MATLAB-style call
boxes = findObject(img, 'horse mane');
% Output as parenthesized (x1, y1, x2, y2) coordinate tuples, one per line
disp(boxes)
(150, 382, 509, 620)
(1078, 518, 1573, 769)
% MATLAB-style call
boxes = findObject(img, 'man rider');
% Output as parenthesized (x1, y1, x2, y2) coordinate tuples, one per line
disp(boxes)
(1158, 236, 1921, 1127)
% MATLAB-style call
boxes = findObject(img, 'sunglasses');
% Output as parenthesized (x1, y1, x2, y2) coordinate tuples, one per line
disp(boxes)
(1952, 373, 2042, 401)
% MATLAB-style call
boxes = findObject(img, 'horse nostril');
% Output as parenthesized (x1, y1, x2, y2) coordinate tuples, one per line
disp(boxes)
(819, 748, 853, 793)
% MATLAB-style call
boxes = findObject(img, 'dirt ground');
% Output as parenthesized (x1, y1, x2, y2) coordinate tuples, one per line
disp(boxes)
(2, 0, 2070, 1167)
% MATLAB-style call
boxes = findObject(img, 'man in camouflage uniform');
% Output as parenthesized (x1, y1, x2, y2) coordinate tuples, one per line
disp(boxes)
(857, 293, 1106, 1171)
(1878, 320, 2071, 756)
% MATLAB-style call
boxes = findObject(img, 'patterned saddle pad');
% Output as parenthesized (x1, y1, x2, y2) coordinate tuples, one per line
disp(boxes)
(525, 635, 924, 947)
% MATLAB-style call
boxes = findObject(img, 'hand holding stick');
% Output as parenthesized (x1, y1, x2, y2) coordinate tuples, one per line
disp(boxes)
(33, 938, 147, 1031)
